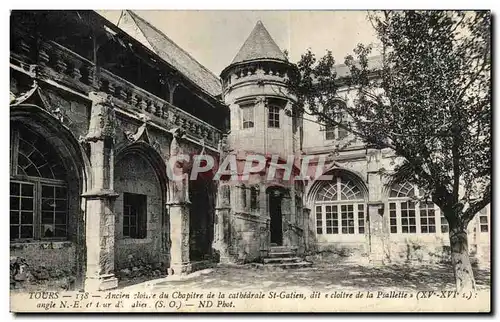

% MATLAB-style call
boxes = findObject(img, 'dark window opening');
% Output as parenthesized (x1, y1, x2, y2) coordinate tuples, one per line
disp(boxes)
(123, 192, 147, 239)
(250, 186, 259, 210)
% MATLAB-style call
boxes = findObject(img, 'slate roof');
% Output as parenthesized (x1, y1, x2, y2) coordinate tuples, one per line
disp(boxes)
(115, 10, 222, 97)
(230, 20, 288, 65)
(334, 55, 382, 79)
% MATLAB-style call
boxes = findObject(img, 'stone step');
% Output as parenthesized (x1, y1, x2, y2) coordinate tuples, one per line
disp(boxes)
(267, 251, 295, 258)
(269, 246, 298, 253)
(263, 257, 303, 264)
(252, 261, 313, 269)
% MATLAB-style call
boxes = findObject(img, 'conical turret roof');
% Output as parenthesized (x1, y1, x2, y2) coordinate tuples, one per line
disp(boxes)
(231, 20, 287, 65)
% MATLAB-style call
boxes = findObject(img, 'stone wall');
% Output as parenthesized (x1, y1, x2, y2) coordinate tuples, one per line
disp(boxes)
(114, 152, 165, 274)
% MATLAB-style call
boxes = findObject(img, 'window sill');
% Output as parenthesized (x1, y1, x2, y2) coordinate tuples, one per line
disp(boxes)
(119, 237, 152, 245)
(10, 240, 73, 250)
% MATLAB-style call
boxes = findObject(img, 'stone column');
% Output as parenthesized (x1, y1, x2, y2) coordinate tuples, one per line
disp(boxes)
(303, 206, 312, 253)
(167, 128, 191, 275)
(367, 202, 386, 264)
(283, 193, 292, 246)
(214, 182, 232, 263)
(366, 150, 389, 264)
(82, 92, 119, 291)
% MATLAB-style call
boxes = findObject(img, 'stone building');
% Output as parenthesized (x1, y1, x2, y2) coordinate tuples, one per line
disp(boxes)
(9, 10, 490, 291)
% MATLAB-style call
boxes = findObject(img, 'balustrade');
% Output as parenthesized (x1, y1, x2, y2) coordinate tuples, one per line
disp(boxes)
(11, 39, 222, 149)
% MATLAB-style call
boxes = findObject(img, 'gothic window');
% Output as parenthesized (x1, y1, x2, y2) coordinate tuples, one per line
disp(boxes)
(314, 176, 365, 235)
(390, 182, 415, 198)
(10, 124, 68, 241)
(388, 182, 442, 235)
(315, 206, 323, 234)
(358, 204, 365, 234)
(441, 214, 449, 233)
(123, 192, 147, 239)
(389, 203, 398, 233)
(268, 105, 280, 128)
(420, 202, 436, 233)
(241, 184, 247, 209)
(241, 103, 254, 129)
(401, 201, 416, 233)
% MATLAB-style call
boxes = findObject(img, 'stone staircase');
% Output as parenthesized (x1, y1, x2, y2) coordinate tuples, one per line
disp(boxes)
(253, 246, 312, 269)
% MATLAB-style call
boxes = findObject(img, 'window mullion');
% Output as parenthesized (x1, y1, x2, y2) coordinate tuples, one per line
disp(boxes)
(322, 205, 327, 233)
(35, 181, 41, 240)
(353, 203, 359, 234)
(11, 129, 19, 175)
(397, 201, 402, 234)
(416, 202, 421, 234)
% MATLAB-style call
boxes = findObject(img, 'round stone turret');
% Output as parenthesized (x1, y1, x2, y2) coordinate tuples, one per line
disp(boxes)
(220, 20, 298, 158)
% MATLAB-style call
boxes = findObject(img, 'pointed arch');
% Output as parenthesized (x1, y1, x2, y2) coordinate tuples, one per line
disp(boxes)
(10, 103, 90, 289)
(115, 141, 168, 192)
(11, 104, 91, 191)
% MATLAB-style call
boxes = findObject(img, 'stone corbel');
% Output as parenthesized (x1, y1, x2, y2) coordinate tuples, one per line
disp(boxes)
(84, 92, 116, 143)
(169, 127, 186, 155)
(124, 113, 151, 144)
(254, 96, 267, 107)
(167, 127, 189, 204)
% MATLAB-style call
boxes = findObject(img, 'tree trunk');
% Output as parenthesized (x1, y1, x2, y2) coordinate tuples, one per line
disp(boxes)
(449, 225, 476, 293)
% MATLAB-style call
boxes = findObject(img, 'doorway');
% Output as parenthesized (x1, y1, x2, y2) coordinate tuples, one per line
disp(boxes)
(268, 189, 283, 246)
(189, 178, 214, 261)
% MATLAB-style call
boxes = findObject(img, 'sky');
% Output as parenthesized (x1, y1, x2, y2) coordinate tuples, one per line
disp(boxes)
(98, 10, 379, 77)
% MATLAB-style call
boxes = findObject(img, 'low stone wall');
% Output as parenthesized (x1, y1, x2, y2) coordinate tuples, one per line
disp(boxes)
(115, 240, 167, 280)
(10, 241, 76, 290)
(315, 242, 368, 258)
(228, 213, 264, 263)
(310, 239, 490, 268)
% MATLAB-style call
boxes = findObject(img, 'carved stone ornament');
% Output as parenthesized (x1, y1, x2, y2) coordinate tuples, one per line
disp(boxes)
(85, 92, 116, 142)
(10, 80, 38, 106)
(254, 96, 267, 106)
(125, 123, 150, 144)
(171, 127, 186, 140)
(218, 132, 231, 155)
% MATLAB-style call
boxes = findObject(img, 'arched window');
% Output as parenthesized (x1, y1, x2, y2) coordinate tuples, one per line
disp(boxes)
(10, 124, 68, 241)
(314, 177, 365, 235)
(388, 182, 444, 234)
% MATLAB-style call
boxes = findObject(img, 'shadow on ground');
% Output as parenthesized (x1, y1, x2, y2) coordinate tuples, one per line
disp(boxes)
(153, 257, 490, 292)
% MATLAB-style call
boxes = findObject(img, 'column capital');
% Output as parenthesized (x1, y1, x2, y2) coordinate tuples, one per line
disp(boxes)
(81, 189, 120, 199)
(166, 200, 192, 206)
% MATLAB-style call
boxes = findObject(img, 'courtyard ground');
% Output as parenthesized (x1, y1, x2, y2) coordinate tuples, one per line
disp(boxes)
(137, 257, 490, 293)
(10, 256, 491, 312)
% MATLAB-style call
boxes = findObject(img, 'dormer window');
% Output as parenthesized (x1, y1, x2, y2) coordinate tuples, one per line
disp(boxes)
(324, 100, 349, 141)
(325, 113, 348, 140)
